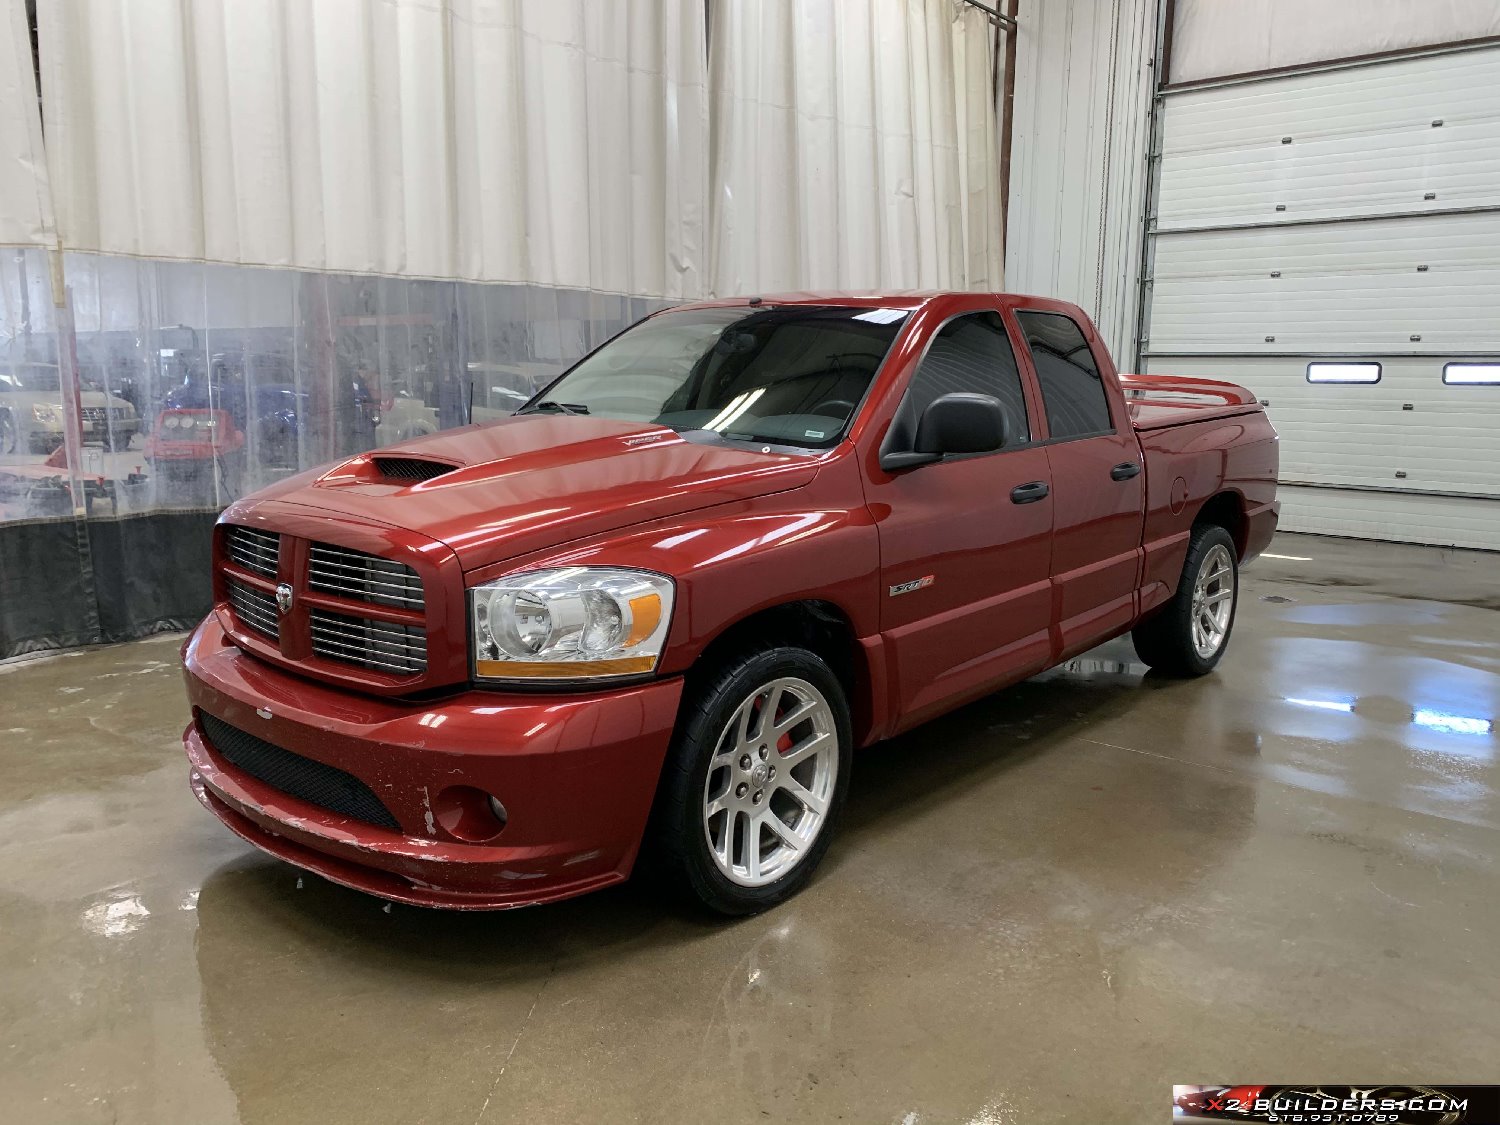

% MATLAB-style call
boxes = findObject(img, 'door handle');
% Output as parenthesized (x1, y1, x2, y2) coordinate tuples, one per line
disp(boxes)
(1110, 461, 1141, 481)
(1010, 480, 1050, 504)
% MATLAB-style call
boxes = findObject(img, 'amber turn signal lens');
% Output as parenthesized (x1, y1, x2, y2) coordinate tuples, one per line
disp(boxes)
(623, 593, 662, 647)
(474, 655, 658, 679)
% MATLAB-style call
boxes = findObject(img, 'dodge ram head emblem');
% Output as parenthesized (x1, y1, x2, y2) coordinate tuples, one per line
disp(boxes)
(275, 583, 295, 615)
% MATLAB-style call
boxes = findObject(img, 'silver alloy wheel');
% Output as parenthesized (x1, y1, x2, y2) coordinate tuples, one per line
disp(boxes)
(1190, 543, 1235, 658)
(701, 676, 839, 888)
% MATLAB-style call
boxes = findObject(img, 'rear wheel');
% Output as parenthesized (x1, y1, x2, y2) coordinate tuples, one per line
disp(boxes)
(1132, 523, 1239, 676)
(655, 645, 852, 915)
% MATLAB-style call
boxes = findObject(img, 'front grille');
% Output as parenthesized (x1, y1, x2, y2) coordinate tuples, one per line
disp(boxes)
(372, 456, 455, 483)
(81, 406, 126, 423)
(199, 713, 400, 831)
(219, 526, 435, 686)
(310, 608, 427, 675)
(227, 578, 280, 641)
(224, 525, 280, 577)
(309, 543, 424, 610)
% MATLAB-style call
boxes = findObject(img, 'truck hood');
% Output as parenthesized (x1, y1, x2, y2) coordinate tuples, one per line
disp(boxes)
(238, 415, 822, 571)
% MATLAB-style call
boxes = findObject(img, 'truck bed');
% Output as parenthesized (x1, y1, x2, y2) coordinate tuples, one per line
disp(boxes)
(1119, 374, 1263, 431)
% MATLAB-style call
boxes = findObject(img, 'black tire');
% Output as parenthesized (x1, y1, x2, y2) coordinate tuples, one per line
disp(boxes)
(653, 644, 853, 915)
(1132, 523, 1239, 677)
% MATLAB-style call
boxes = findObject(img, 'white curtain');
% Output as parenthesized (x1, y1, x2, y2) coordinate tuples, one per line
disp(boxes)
(1171, 0, 1500, 85)
(1004, 0, 1154, 365)
(36, 0, 709, 300)
(707, 0, 1002, 297)
(0, 0, 53, 249)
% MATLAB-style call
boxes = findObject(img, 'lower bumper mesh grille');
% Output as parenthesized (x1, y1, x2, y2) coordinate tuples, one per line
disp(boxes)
(199, 713, 401, 831)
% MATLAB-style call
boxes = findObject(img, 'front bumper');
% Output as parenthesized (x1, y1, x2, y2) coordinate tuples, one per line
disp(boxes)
(183, 614, 684, 909)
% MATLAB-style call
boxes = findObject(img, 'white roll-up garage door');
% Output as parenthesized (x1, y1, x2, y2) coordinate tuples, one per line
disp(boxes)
(1138, 43, 1500, 550)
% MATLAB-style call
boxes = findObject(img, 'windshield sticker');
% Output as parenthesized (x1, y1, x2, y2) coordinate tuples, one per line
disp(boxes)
(804, 429, 826, 439)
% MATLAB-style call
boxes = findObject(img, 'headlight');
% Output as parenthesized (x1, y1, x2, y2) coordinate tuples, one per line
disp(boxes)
(470, 567, 674, 683)
(163, 415, 181, 428)
(32, 403, 59, 423)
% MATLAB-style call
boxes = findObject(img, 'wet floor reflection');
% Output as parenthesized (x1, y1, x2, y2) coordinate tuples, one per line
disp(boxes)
(5, 535, 1500, 1122)
(176, 636, 1272, 1124)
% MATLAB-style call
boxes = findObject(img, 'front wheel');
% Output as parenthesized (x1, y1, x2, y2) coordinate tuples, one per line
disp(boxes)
(654, 645, 852, 915)
(1132, 524, 1239, 676)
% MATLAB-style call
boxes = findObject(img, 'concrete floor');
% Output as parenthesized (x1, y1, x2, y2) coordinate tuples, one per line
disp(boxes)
(1, 531, 1497, 1124)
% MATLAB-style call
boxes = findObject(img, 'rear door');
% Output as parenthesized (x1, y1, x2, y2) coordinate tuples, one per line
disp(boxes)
(1014, 309, 1146, 659)
(871, 307, 1054, 730)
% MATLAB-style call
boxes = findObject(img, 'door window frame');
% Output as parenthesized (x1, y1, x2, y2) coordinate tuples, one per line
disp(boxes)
(880, 306, 1042, 465)
(1010, 307, 1119, 444)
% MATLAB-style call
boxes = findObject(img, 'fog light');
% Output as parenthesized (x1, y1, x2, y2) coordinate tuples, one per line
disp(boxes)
(431, 785, 508, 842)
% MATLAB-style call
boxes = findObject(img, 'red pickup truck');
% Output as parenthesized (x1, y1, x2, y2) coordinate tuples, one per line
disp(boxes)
(182, 291, 1278, 915)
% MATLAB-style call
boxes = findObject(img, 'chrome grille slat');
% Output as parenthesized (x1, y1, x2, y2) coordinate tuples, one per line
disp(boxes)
(308, 637, 421, 673)
(310, 627, 426, 658)
(307, 556, 417, 579)
(310, 552, 414, 573)
(224, 526, 281, 578)
(309, 608, 426, 675)
(227, 547, 280, 575)
(309, 568, 423, 594)
(308, 584, 423, 609)
(308, 554, 420, 579)
(308, 543, 424, 610)
(227, 579, 280, 641)
(311, 619, 426, 646)
(309, 614, 425, 651)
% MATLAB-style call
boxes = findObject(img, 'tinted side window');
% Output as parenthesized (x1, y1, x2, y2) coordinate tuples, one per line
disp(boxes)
(905, 311, 1030, 442)
(1016, 311, 1112, 439)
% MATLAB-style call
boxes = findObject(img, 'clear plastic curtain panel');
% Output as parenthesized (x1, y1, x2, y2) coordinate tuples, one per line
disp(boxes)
(3, 0, 703, 655)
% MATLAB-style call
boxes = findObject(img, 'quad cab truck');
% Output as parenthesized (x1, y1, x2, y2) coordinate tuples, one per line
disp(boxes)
(181, 291, 1278, 915)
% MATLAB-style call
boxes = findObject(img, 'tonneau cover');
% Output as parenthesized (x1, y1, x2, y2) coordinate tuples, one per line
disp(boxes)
(1120, 374, 1263, 431)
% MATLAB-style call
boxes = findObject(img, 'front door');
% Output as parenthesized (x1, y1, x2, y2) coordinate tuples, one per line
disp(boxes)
(869, 309, 1055, 731)
(1014, 309, 1146, 657)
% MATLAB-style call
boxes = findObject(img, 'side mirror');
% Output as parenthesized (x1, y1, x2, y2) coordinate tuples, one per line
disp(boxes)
(879, 391, 1013, 472)
(914, 392, 1010, 455)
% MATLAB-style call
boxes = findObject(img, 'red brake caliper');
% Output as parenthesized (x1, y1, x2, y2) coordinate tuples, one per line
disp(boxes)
(754, 695, 795, 754)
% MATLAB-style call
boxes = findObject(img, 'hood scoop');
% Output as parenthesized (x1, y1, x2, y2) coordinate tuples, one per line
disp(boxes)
(370, 456, 460, 484)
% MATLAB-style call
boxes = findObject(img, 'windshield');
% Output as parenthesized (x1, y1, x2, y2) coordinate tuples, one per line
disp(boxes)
(523, 305, 910, 448)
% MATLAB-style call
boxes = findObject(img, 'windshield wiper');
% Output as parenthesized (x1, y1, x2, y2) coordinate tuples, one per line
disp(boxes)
(518, 400, 591, 416)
